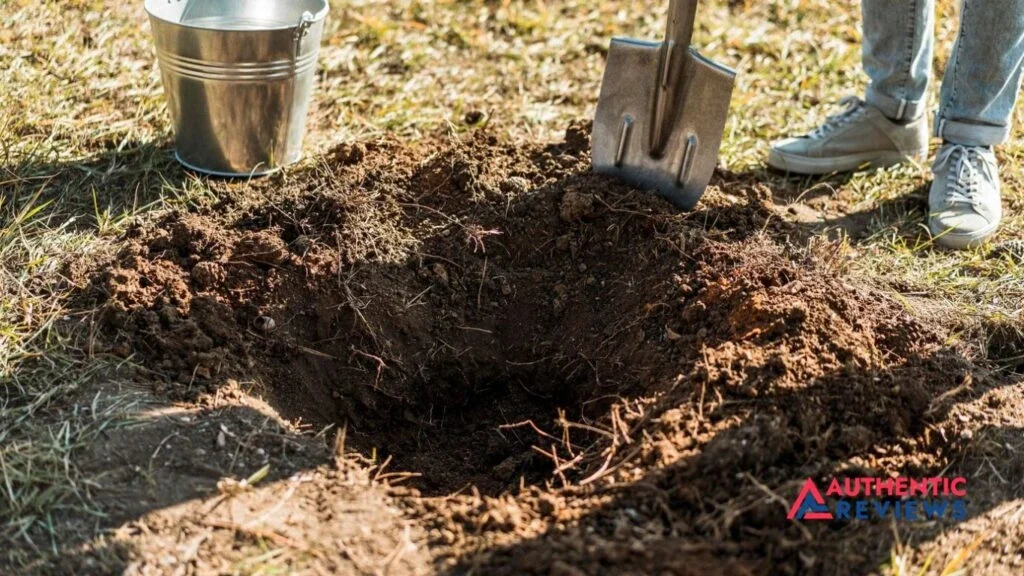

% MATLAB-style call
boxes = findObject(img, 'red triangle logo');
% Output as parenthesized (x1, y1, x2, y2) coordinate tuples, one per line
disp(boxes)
(787, 478, 834, 521)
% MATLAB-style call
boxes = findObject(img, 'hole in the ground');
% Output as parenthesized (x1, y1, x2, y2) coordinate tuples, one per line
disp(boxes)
(90, 128, 975, 512)
(265, 320, 596, 496)
(95, 128, 671, 496)
(77, 127, 1003, 575)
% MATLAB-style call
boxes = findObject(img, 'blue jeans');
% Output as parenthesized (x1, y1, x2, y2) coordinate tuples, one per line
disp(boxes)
(863, 0, 1024, 147)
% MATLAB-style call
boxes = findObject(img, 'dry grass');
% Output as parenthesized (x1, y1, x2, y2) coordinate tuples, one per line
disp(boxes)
(2, 0, 1023, 572)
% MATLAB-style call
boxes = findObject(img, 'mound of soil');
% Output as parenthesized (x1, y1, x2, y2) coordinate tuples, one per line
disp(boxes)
(90, 124, 980, 574)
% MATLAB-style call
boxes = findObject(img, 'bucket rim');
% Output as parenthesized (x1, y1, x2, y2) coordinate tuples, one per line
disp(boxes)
(144, 0, 329, 32)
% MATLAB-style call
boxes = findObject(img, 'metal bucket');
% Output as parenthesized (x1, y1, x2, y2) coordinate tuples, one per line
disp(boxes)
(145, 0, 329, 176)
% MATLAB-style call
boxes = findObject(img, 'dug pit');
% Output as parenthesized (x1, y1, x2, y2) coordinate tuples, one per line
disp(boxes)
(90, 125, 983, 571)
(96, 125, 689, 495)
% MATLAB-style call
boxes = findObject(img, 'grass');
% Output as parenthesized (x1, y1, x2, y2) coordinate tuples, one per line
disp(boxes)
(0, 192, 104, 557)
(885, 529, 985, 576)
(2, 0, 1023, 572)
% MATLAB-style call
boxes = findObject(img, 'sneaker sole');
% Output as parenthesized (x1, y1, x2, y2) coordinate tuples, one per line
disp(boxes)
(767, 149, 925, 176)
(929, 220, 1000, 250)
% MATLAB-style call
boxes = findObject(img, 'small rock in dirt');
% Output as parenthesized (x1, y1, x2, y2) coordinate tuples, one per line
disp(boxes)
(191, 261, 226, 289)
(564, 121, 591, 152)
(167, 219, 209, 254)
(552, 284, 569, 312)
(482, 503, 522, 532)
(560, 191, 596, 223)
(497, 276, 513, 296)
(431, 263, 450, 286)
(840, 425, 875, 452)
(960, 429, 974, 440)
(332, 142, 366, 165)
(255, 316, 277, 333)
(290, 235, 315, 255)
(806, 195, 831, 210)
(235, 232, 288, 266)
(158, 305, 179, 327)
(500, 177, 530, 195)
(453, 158, 481, 196)
(785, 203, 823, 224)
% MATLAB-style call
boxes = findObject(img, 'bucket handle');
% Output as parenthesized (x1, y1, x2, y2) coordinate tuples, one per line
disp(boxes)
(293, 11, 316, 60)
(166, 1, 315, 61)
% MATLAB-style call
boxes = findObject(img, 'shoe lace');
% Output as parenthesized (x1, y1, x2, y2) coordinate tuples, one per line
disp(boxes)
(808, 96, 866, 139)
(935, 144, 995, 207)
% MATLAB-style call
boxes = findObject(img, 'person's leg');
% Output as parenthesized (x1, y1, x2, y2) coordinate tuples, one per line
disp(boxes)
(928, 3, 1024, 249)
(863, 0, 936, 122)
(767, 1, 933, 174)
(935, 0, 1024, 146)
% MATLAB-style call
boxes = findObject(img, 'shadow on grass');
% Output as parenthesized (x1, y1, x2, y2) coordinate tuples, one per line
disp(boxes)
(1, 141, 202, 234)
(712, 166, 932, 247)
(5, 397, 367, 575)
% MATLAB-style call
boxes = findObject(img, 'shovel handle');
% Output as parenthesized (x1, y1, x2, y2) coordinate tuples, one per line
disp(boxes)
(661, 0, 698, 89)
(665, 0, 698, 50)
(650, 0, 699, 155)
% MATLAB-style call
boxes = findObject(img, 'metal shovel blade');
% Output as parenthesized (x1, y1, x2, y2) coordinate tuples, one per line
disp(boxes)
(593, 39, 736, 210)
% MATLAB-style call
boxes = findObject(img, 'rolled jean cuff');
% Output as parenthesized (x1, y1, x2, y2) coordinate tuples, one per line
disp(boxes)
(935, 117, 1011, 147)
(866, 85, 927, 121)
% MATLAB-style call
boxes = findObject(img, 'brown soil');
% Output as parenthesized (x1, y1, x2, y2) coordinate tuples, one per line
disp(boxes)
(41, 123, 1022, 574)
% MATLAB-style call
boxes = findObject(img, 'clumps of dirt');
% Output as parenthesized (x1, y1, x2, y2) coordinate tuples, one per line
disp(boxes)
(559, 189, 596, 222)
(89, 123, 981, 574)
(415, 235, 974, 575)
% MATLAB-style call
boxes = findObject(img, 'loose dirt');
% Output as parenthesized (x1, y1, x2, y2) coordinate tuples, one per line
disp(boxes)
(53, 123, 1021, 575)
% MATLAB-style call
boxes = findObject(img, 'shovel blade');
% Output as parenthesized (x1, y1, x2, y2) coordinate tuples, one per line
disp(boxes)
(593, 38, 736, 210)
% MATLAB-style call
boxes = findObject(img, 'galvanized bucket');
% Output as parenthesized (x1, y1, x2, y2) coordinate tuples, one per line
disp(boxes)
(145, 0, 329, 176)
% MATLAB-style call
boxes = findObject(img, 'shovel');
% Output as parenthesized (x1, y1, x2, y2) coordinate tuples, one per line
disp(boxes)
(592, 0, 736, 210)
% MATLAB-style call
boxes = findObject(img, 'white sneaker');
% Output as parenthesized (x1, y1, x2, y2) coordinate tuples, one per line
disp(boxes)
(768, 97, 929, 175)
(929, 144, 1002, 250)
